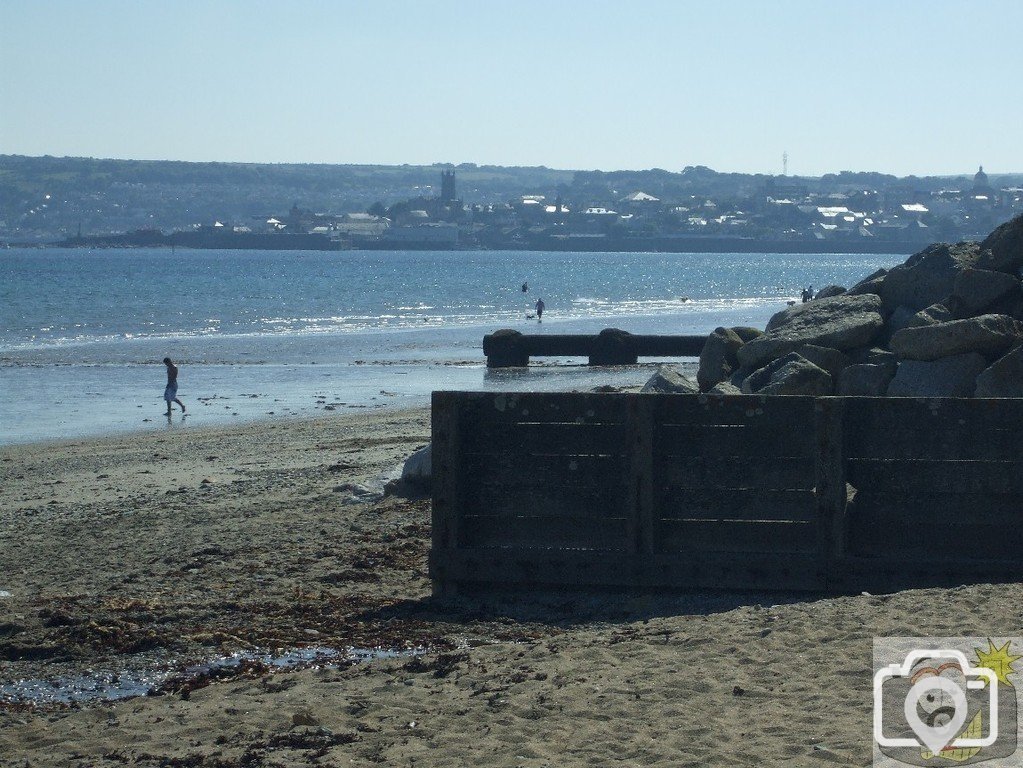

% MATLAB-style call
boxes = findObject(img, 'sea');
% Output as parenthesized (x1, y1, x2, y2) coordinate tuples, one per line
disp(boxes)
(0, 247, 902, 445)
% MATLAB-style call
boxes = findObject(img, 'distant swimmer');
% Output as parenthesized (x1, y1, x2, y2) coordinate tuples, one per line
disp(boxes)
(163, 357, 186, 417)
(521, 282, 528, 292)
(535, 298, 545, 322)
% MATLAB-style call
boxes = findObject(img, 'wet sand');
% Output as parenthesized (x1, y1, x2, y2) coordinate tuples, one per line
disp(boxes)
(1, 407, 1021, 767)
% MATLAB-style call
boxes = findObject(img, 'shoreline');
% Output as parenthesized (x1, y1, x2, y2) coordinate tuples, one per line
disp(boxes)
(30, 238, 932, 255)
(0, 393, 419, 451)
(0, 357, 695, 447)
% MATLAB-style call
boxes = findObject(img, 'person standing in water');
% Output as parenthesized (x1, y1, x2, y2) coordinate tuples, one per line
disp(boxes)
(535, 298, 545, 322)
(163, 357, 186, 416)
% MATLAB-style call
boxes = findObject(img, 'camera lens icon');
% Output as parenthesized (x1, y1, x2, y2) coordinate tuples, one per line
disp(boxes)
(904, 675, 971, 755)
(874, 649, 1000, 757)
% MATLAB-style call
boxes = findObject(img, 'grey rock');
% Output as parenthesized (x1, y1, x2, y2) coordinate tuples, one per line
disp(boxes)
(400, 444, 432, 491)
(846, 268, 887, 297)
(847, 347, 897, 368)
(730, 326, 764, 343)
(886, 353, 987, 397)
(813, 285, 846, 300)
(985, 290, 1023, 321)
(879, 241, 981, 312)
(977, 213, 1023, 275)
(952, 268, 1021, 316)
(741, 353, 833, 396)
(793, 344, 849, 379)
(697, 327, 744, 391)
(740, 356, 791, 393)
(974, 345, 1023, 397)
(889, 314, 1023, 361)
(707, 381, 742, 395)
(888, 303, 951, 335)
(727, 367, 752, 389)
(887, 305, 922, 336)
(737, 294, 885, 370)
(915, 302, 953, 326)
(837, 363, 896, 396)
(641, 365, 700, 394)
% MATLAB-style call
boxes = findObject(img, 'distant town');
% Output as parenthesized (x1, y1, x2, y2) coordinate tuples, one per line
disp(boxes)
(2, 155, 1021, 253)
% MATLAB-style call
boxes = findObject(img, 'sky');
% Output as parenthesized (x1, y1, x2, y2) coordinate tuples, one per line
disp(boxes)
(2, 0, 1021, 177)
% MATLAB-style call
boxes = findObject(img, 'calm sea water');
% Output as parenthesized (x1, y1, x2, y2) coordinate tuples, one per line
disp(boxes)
(0, 247, 901, 444)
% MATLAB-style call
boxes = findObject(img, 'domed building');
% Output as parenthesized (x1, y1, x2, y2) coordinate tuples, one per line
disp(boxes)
(972, 165, 994, 196)
(965, 166, 1002, 234)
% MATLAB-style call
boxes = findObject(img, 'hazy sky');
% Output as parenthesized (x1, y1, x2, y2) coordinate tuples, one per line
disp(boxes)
(2, 0, 1020, 176)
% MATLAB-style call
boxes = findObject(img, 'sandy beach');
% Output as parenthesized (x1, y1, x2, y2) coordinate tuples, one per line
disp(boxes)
(2, 406, 1022, 767)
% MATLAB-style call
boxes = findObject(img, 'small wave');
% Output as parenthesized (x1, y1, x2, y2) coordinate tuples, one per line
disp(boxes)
(0, 296, 786, 355)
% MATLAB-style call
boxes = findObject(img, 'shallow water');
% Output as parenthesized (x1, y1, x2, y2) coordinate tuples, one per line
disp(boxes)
(0, 247, 903, 444)
(0, 645, 419, 706)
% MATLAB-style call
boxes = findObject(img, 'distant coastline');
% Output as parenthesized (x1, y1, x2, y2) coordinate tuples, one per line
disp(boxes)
(38, 230, 928, 255)
(7, 156, 1019, 258)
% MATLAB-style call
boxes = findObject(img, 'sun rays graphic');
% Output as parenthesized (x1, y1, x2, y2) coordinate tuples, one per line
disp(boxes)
(974, 639, 1022, 687)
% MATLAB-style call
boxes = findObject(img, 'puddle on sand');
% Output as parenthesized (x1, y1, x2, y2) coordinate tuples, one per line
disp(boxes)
(0, 645, 420, 707)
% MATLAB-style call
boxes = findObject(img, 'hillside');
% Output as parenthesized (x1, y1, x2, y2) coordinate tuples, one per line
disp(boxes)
(2, 154, 1021, 244)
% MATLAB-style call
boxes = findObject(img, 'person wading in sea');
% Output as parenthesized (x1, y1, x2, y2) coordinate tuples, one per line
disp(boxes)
(535, 298, 545, 322)
(163, 357, 186, 416)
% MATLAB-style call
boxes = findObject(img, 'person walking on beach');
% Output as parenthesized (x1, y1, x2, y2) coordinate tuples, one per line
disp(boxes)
(163, 357, 186, 416)
(535, 298, 545, 322)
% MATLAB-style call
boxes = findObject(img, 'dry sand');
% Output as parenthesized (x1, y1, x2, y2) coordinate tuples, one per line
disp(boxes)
(2, 408, 1021, 767)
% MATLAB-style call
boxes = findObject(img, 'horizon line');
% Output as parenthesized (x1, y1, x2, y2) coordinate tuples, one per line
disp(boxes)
(2, 153, 1018, 181)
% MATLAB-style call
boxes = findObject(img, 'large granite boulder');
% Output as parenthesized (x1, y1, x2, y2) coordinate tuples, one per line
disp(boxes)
(731, 326, 764, 342)
(952, 268, 1021, 316)
(736, 294, 885, 370)
(741, 353, 833, 396)
(887, 302, 952, 335)
(846, 268, 887, 297)
(889, 314, 1023, 361)
(813, 285, 846, 300)
(641, 365, 700, 394)
(690, 217, 1023, 401)
(879, 242, 981, 312)
(707, 381, 742, 395)
(887, 306, 921, 336)
(976, 213, 1023, 275)
(986, 290, 1023, 321)
(793, 344, 849, 380)
(837, 363, 896, 396)
(974, 345, 1023, 397)
(847, 346, 898, 368)
(886, 353, 987, 397)
(915, 302, 953, 326)
(399, 444, 432, 492)
(697, 327, 744, 391)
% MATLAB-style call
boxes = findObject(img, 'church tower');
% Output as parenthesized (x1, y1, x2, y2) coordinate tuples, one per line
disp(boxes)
(441, 170, 456, 203)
